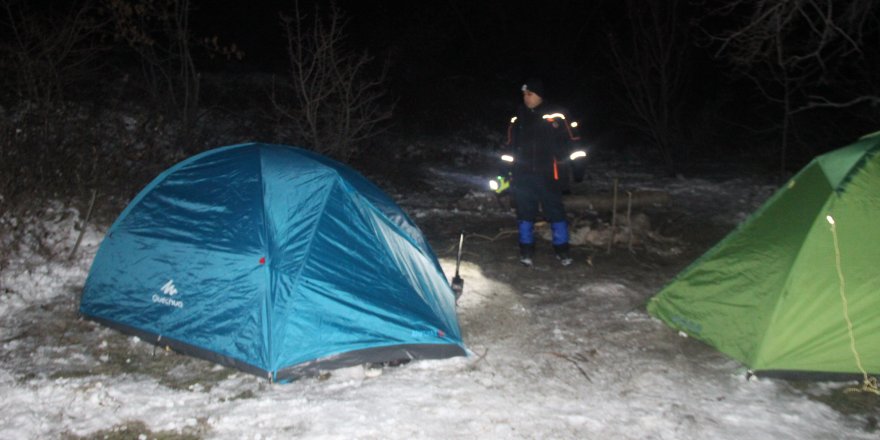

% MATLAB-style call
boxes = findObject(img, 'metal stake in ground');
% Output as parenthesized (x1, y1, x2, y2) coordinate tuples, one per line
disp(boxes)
(451, 231, 465, 300)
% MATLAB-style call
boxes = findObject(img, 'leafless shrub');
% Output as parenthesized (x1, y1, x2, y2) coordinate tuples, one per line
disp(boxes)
(706, 0, 880, 172)
(0, 0, 108, 117)
(607, 0, 690, 174)
(104, 0, 200, 141)
(273, 2, 394, 162)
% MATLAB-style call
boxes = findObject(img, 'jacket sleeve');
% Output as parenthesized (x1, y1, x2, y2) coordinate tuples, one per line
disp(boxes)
(562, 113, 587, 182)
(548, 107, 581, 156)
(553, 108, 587, 182)
(499, 115, 518, 174)
(504, 115, 517, 149)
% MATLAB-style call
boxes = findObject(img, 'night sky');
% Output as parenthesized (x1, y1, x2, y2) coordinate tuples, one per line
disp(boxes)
(195, 1, 675, 144)
(199, 1, 616, 93)
(191, 1, 879, 164)
(7, 0, 879, 171)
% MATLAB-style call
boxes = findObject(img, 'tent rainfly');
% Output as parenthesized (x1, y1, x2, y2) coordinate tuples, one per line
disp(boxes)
(81, 143, 466, 382)
(648, 132, 880, 380)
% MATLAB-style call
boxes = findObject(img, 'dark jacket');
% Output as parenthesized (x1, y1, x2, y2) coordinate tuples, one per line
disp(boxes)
(504, 102, 580, 182)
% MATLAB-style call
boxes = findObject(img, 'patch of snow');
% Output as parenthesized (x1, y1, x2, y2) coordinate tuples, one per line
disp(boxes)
(0, 172, 874, 439)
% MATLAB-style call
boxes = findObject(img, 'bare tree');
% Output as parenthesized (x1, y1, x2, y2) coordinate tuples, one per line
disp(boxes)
(607, 0, 690, 174)
(0, 0, 110, 201)
(0, 0, 107, 112)
(104, 0, 203, 143)
(708, 0, 880, 173)
(273, 2, 393, 162)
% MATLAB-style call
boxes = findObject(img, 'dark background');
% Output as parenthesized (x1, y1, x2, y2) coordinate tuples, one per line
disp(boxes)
(189, 0, 879, 166)
(195, 1, 618, 133)
(2, 0, 879, 203)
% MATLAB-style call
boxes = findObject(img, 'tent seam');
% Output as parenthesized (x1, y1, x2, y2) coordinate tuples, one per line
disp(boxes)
(359, 200, 460, 337)
(285, 171, 339, 305)
(257, 146, 275, 379)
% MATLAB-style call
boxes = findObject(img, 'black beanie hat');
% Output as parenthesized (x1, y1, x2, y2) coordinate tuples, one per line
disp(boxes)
(521, 78, 545, 98)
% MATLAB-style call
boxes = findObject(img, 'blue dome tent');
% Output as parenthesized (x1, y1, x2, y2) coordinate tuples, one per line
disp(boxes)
(80, 143, 466, 381)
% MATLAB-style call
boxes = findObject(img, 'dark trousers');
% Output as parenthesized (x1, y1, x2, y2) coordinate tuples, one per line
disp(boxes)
(513, 173, 566, 223)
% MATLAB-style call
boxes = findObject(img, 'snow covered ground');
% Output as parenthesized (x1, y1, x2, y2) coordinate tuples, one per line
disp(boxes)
(0, 162, 876, 439)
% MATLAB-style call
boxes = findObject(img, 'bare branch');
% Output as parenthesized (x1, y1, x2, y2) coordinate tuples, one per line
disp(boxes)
(792, 95, 880, 114)
(104, 0, 207, 142)
(0, 0, 109, 107)
(607, 0, 690, 173)
(274, 1, 394, 162)
(705, 0, 879, 172)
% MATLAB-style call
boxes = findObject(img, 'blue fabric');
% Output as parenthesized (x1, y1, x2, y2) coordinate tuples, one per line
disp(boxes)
(518, 220, 535, 244)
(80, 143, 465, 379)
(551, 221, 569, 245)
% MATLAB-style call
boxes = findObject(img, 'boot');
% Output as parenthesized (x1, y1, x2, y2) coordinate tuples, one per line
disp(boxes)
(518, 220, 536, 267)
(554, 243, 573, 267)
(519, 242, 535, 267)
(551, 222, 573, 266)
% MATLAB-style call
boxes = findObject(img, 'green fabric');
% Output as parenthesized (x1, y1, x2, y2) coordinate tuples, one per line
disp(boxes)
(648, 133, 880, 376)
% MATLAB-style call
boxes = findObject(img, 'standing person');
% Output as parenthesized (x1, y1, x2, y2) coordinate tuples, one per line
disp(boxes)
(500, 78, 586, 267)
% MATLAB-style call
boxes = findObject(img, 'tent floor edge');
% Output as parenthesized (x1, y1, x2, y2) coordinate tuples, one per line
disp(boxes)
(752, 369, 879, 382)
(276, 343, 468, 382)
(81, 313, 270, 379)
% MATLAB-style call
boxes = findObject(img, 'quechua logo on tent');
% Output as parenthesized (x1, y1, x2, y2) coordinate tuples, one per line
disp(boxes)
(153, 279, 184, 309)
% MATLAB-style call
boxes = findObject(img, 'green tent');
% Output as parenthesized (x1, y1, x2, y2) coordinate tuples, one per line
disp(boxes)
(648, 132, 880, 378)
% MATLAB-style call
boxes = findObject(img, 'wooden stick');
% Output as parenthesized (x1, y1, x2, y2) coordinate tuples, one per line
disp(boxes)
(627, 191, 634, 253)
(547, 352, 593, 383)
(69, 189, 97, 261)
(607, 178, 618, 254)
(562, 190, 669, 212)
